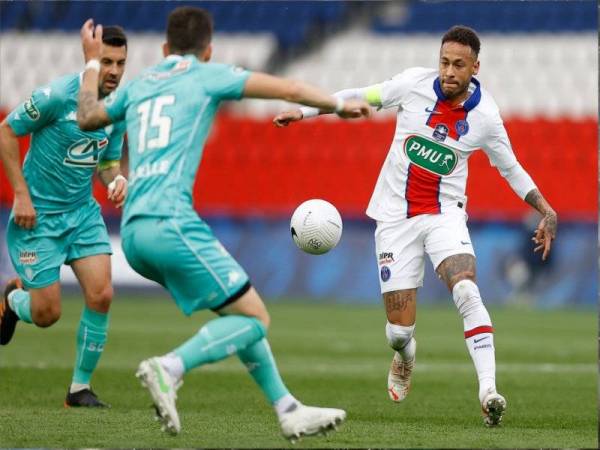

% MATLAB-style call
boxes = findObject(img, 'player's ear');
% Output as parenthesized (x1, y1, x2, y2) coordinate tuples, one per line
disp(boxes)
(162, 42, 169, 58)
(200, 43, 212, 62)
(473, 59, 480, 75)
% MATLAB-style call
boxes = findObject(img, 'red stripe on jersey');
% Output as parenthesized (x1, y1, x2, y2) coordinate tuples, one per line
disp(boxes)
(464, 325, 494, 339)
(426, 100, 468, 141)
(405, 163, 441, 218)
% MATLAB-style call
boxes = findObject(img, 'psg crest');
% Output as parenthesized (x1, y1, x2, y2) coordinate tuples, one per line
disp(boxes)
(456, 119, 470, 136)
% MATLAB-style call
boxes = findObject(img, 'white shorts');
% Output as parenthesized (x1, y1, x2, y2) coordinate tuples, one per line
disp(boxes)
(374, 210, 475, 292)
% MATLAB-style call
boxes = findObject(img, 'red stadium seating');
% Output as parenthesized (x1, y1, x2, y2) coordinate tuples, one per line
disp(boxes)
(0, 111, 596, 221)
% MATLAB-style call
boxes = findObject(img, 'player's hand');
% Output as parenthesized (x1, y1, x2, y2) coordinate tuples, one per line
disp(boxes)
(108, 175, 127, 208)
(336, 99, 371, 119)
(81, 19, 103, 62)
(273, 109, 303, 127)
(532, 211, 557, 261)
(13, 192, 37, 229)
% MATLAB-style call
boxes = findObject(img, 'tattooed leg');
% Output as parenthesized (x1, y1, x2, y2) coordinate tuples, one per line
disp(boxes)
(436, 253, 476, 291)
(383, 289, 417, 402)
(437, 253, 501, 413)
(383, 289, 417, 325)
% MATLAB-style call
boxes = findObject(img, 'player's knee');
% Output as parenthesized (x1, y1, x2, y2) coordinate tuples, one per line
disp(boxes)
(85, 284, 113, 313)
(255, 309, 270, 330)
(452, 279, 483, 317)
(386, 322, 415, 352)
(33, 302, 61, 327)
(448, 272, 476, 291)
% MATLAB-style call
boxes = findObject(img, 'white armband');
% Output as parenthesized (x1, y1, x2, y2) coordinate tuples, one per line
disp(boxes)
(299, 87, 369, 120)
(498, 163, 537, 199)
(108, 174, 127, 192)
(85, 59, 100, 73)
(300, 106, 319, 119)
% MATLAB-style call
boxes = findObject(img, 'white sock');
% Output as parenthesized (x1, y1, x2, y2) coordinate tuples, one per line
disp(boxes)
(398, 337, 416, 361)
(385, 323, 416, 361)
(274, 393, 300, 418)
(158, 352, 185, 381)
(7, 288, 25, 309)
(69, 383, 90, 394)
(453, 280, 497, 402)
(465, 333, 497, 402)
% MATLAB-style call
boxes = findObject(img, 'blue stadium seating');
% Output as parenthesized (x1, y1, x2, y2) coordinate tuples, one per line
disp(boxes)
(371, 1, 597, 33)
(0, 1, 346, 47)
(1, 1, 595, 48)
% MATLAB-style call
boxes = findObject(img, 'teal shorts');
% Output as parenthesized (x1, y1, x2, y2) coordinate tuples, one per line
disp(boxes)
(121, 213, 250, 315)
(6, 199, 112, 289)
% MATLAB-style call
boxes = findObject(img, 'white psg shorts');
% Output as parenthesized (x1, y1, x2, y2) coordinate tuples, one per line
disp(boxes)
(374, 209, 475, 293)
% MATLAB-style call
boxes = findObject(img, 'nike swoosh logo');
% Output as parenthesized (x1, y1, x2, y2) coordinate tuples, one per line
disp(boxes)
(460, 241, 471, 245)
(151, 361, 170, 393)
(425, 107, 442, 114)
(474, 336, 489, 343)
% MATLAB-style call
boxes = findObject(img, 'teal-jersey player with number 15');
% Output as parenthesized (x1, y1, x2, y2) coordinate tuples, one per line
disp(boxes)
(76, 7, 370, 440)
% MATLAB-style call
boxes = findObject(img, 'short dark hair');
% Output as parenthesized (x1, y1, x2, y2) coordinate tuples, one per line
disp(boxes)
(102, 25, 127, 48)
(167, 6, 213, 55)
(441, 25, 480, 57)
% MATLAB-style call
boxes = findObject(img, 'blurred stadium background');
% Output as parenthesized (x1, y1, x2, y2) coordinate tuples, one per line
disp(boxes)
(0, 0, 597, 307)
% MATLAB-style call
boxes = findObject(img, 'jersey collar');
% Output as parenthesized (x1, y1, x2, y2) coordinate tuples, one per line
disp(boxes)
(433, 76, 481, 112)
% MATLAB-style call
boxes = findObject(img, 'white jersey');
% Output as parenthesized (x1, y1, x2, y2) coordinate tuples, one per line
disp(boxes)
(366, 67, 523, 221)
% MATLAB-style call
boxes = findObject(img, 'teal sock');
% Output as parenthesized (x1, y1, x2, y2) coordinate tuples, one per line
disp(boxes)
(237, 338, 290, 404)
(174, 315, 266, 371)
(72, 306, 109, 384)
(7, 289, 32, 323)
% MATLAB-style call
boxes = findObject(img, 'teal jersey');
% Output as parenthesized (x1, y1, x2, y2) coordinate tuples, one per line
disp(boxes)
(104, 55, 250, 225)
(7, 73, 125, 213)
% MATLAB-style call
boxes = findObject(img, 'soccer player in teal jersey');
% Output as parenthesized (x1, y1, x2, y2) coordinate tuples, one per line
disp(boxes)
(0, 27, 129, 407)
(76, 8, 370, 440)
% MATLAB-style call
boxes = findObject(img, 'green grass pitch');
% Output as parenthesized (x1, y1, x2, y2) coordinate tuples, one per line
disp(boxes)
(0, 295, 596, 448)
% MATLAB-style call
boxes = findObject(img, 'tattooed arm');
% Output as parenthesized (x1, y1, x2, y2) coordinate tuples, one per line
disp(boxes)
(77, 19, 113, 131)
(524, 188, 557, 261)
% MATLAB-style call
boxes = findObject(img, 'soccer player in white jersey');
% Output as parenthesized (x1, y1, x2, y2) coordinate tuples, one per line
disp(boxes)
(274, 25, 558, 426)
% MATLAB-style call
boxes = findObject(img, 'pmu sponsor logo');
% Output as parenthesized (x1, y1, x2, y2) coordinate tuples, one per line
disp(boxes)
(403, 135, 458, 176)
(63, 138, 108, 167)
(378, 252, 394, 265)
(19, 250, 38, 265)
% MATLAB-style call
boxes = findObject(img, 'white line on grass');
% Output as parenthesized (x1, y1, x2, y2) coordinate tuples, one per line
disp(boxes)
(2, 361, 595, 374)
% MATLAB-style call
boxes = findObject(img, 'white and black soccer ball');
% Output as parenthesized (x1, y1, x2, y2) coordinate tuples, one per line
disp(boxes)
(290, 199, 343, 255)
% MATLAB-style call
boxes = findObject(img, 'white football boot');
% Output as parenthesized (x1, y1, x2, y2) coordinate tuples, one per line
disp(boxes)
(481, 390, 507, 427)
(279, 404, 346, 442)
(136, 357, 181, 435)
(387, 347, 415, 402)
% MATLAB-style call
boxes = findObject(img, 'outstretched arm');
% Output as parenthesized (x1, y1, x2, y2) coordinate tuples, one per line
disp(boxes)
(524, 188, 557, 261)
(243, 73, 371, 122)
(77, 19, 113, 131)
(273, 84, 382, 127)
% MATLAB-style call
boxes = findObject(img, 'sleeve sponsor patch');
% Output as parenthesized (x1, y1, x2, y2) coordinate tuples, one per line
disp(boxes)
(24, 97, 40, 120)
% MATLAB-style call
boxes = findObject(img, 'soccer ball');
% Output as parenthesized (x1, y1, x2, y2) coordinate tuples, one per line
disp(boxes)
(290, 199, 343, 255)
